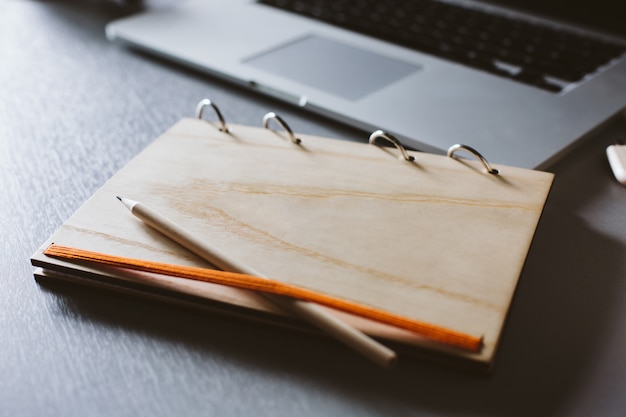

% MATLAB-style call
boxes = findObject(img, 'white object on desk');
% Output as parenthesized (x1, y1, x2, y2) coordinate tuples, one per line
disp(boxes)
(607, 144, 626, 185)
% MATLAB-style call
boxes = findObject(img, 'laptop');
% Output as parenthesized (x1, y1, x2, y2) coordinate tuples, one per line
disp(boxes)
(105, 0, 626, 169)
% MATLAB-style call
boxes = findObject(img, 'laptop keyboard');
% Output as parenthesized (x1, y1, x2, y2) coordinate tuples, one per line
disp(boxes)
(259, 0, 626, 93)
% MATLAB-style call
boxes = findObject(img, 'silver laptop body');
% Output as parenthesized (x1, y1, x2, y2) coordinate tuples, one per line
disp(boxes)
(106, 0, 626, 169)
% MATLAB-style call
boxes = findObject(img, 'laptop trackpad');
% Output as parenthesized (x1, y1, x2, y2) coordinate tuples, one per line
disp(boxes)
(244, 35, 420, 101)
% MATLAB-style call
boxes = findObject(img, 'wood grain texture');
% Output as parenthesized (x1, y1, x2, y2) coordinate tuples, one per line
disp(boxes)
(4, 1, 626, 417)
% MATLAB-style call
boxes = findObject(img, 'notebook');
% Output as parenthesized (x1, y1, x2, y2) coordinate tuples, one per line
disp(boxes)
(105, 0, 626, 169)
(31, 100, 553, 371)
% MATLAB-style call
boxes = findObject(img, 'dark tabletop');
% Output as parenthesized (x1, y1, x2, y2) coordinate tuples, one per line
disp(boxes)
(2, 1, 626, 416)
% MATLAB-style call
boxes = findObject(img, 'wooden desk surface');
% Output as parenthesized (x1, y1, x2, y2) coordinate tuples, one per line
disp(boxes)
(2, 1, 626, 416)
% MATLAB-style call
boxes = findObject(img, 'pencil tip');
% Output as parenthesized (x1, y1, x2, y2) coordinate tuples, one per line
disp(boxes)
(116, 196, 122, 201)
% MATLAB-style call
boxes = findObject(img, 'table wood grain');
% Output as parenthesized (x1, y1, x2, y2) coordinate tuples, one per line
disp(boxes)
(2, 1, 626, 416)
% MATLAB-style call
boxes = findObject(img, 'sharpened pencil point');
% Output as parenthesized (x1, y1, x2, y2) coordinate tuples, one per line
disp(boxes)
(116, 196, 137, 212)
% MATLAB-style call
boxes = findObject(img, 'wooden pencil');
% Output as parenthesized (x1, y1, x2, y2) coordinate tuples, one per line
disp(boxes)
(116, 197, 398, 368)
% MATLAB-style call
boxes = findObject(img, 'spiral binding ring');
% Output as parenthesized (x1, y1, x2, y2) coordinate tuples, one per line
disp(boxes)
(447, 144, 499, 175)
(195, 99, 229, 132)
(262, 112, 301, 144)
(369, 130, 415, 162)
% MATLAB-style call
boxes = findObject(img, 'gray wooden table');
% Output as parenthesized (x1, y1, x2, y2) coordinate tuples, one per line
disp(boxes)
(2, 1, 626, 416)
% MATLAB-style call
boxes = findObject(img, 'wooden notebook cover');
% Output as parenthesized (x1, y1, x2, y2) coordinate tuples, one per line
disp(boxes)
(32, 118, 553, 367)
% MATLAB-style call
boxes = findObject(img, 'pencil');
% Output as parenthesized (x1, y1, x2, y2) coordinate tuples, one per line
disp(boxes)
(44, 243, 483, 352)
(116, 196, 398, 368)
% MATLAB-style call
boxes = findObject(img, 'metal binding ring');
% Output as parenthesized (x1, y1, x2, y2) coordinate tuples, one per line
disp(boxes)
(447, 144, 499, 175)
(195, 99, 229, 132)
(369, 130, 415, 162)
(262, 112, 301, 144)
